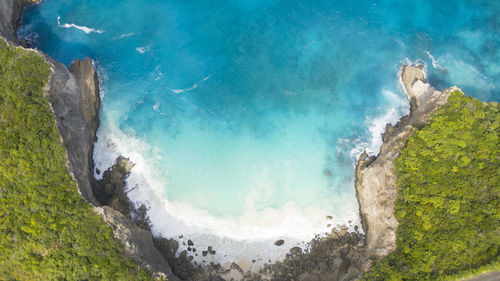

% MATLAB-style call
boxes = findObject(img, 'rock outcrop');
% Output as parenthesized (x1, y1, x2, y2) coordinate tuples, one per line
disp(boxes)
(261, 230, 367, 281)
(43, 44, 179, 281)
(2, 1, 471, 279)
(45, 57, 101, 205)
(0, 0, 37, 43)
(354, 65, 453, 261)
(0, 1, 178, 279)
(97, 206, 175, 278)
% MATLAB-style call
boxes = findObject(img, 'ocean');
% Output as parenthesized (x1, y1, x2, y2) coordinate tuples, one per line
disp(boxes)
(19, 0, 499, 269)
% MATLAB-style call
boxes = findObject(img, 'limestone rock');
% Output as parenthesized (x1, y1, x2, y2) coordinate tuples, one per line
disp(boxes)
(44, 57, 100, 206)
(274, 239, 285, 246)
(355, 65, 450, 261)
(100, 206, 177, 279)
(0, 0, 39, 43)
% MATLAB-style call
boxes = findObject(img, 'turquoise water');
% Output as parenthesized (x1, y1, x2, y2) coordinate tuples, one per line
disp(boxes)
(20, 0, 499, 266)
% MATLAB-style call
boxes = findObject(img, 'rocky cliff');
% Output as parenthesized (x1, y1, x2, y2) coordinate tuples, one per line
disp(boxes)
(1, 0, 471, 279)
(0, 0, 36, 43)
(45, 57, 101, 205)
(0, 1, 177, 279)
(355, 65, 455, 261)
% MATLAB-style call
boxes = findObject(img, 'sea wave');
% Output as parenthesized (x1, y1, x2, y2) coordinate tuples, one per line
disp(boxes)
(171, 74, 213, 94)
(57, 16, 103, 34)
(93, 120, 361, 269)
(425, 50, 447, 72)
(136, 46, 151, 54)
(345, 80, 410, 164)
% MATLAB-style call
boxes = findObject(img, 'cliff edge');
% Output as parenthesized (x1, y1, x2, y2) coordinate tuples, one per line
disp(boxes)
(0, 1, 177, 279)
(355, 65, 455, 261)
(46, 57, 101, 205)
(0, 0, 37, 43)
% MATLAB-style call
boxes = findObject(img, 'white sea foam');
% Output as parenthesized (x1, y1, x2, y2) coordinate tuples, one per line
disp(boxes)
(136, 46, 151, 54)
(171, 74, 213, 94)
(152, 65, 163, 80)
(152, 102, 160, 111)
(344, 69, 410, 164)
(57, 16, 103, 34)
(425, 50, 447, 72)
(117, 32, 135, 39)
(93, 120, 361, 270)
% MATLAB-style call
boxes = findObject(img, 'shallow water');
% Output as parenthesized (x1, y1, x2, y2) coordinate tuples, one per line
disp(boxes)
(20, 0, 500, 268)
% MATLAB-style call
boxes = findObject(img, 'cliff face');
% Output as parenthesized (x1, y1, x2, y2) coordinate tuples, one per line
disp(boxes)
(1, 0, 468, 279)
(0, 1, 177, 279)
(47, 59, 176, 277)
(0, 0, 37, 43)
(45, 57, 101, 205)
(355, 65, 455, 260)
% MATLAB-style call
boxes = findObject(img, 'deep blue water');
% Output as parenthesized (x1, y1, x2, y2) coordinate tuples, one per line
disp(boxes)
(19, 0, 500, 266)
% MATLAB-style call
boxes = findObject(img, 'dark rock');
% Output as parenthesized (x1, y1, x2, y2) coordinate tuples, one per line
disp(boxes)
(202, 251, 208, 257)
(93, 156, 135, 217)
(0, 1, 180, 279)
(290, 246, 301, 255)
(101, 207, 175, 278)
(188, 239, 194, 246)
(42, 57, 101, 206)
(207, 246, 216, 255)
(274, 239, 285, 246)
(0, 0, 39, 43)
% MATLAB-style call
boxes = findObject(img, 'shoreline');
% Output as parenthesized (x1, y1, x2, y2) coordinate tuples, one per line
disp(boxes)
(1, 1, 465, 280)
(1, 0, 178, 279)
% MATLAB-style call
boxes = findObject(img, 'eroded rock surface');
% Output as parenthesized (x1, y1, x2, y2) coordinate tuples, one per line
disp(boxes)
(0, 0, 38, 43)
(42, 57, 101, 205)
(0, 3, 468, 278)
(355, 65, 452, 260)
(97, 206, 176, 279)
(1, 1, 178, 278)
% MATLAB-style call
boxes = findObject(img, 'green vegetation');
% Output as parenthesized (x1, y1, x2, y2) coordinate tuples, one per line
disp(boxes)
(365, 91, 499, 280)
(0, 39, 155, 280)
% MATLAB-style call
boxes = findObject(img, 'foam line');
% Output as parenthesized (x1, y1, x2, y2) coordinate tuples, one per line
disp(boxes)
(425, 50, 446, 72)
(57, 16, 103, 34)
(136, 46, 150, 54)
(93, 119, 362, 270)
(117, 32, 135, 39)
(171, 74, 214, 94)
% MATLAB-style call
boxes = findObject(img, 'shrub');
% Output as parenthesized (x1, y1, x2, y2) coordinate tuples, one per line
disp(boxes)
(365, 91, 499, 280)
(0, 38, 155, 280)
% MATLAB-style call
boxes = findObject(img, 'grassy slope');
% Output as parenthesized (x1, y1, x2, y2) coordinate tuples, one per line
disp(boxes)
(365, 91, 499, 280)
(0, 39, 155, 280)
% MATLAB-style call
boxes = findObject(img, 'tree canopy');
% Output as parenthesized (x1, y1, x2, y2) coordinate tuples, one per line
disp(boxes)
(0, 38, 155, 280)
(365, 91, 499, 280)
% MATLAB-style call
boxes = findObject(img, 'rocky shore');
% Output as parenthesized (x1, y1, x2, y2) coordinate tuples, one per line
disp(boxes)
(355, 65, 454, 262)
(0, 0, 177, 279)
(1, 1, 464, 280)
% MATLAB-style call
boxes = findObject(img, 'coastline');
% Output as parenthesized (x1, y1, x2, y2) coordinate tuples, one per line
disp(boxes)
(0, 0, 177, 279)
(1, 1, 481, 280)
(354, 65, 455, 261)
